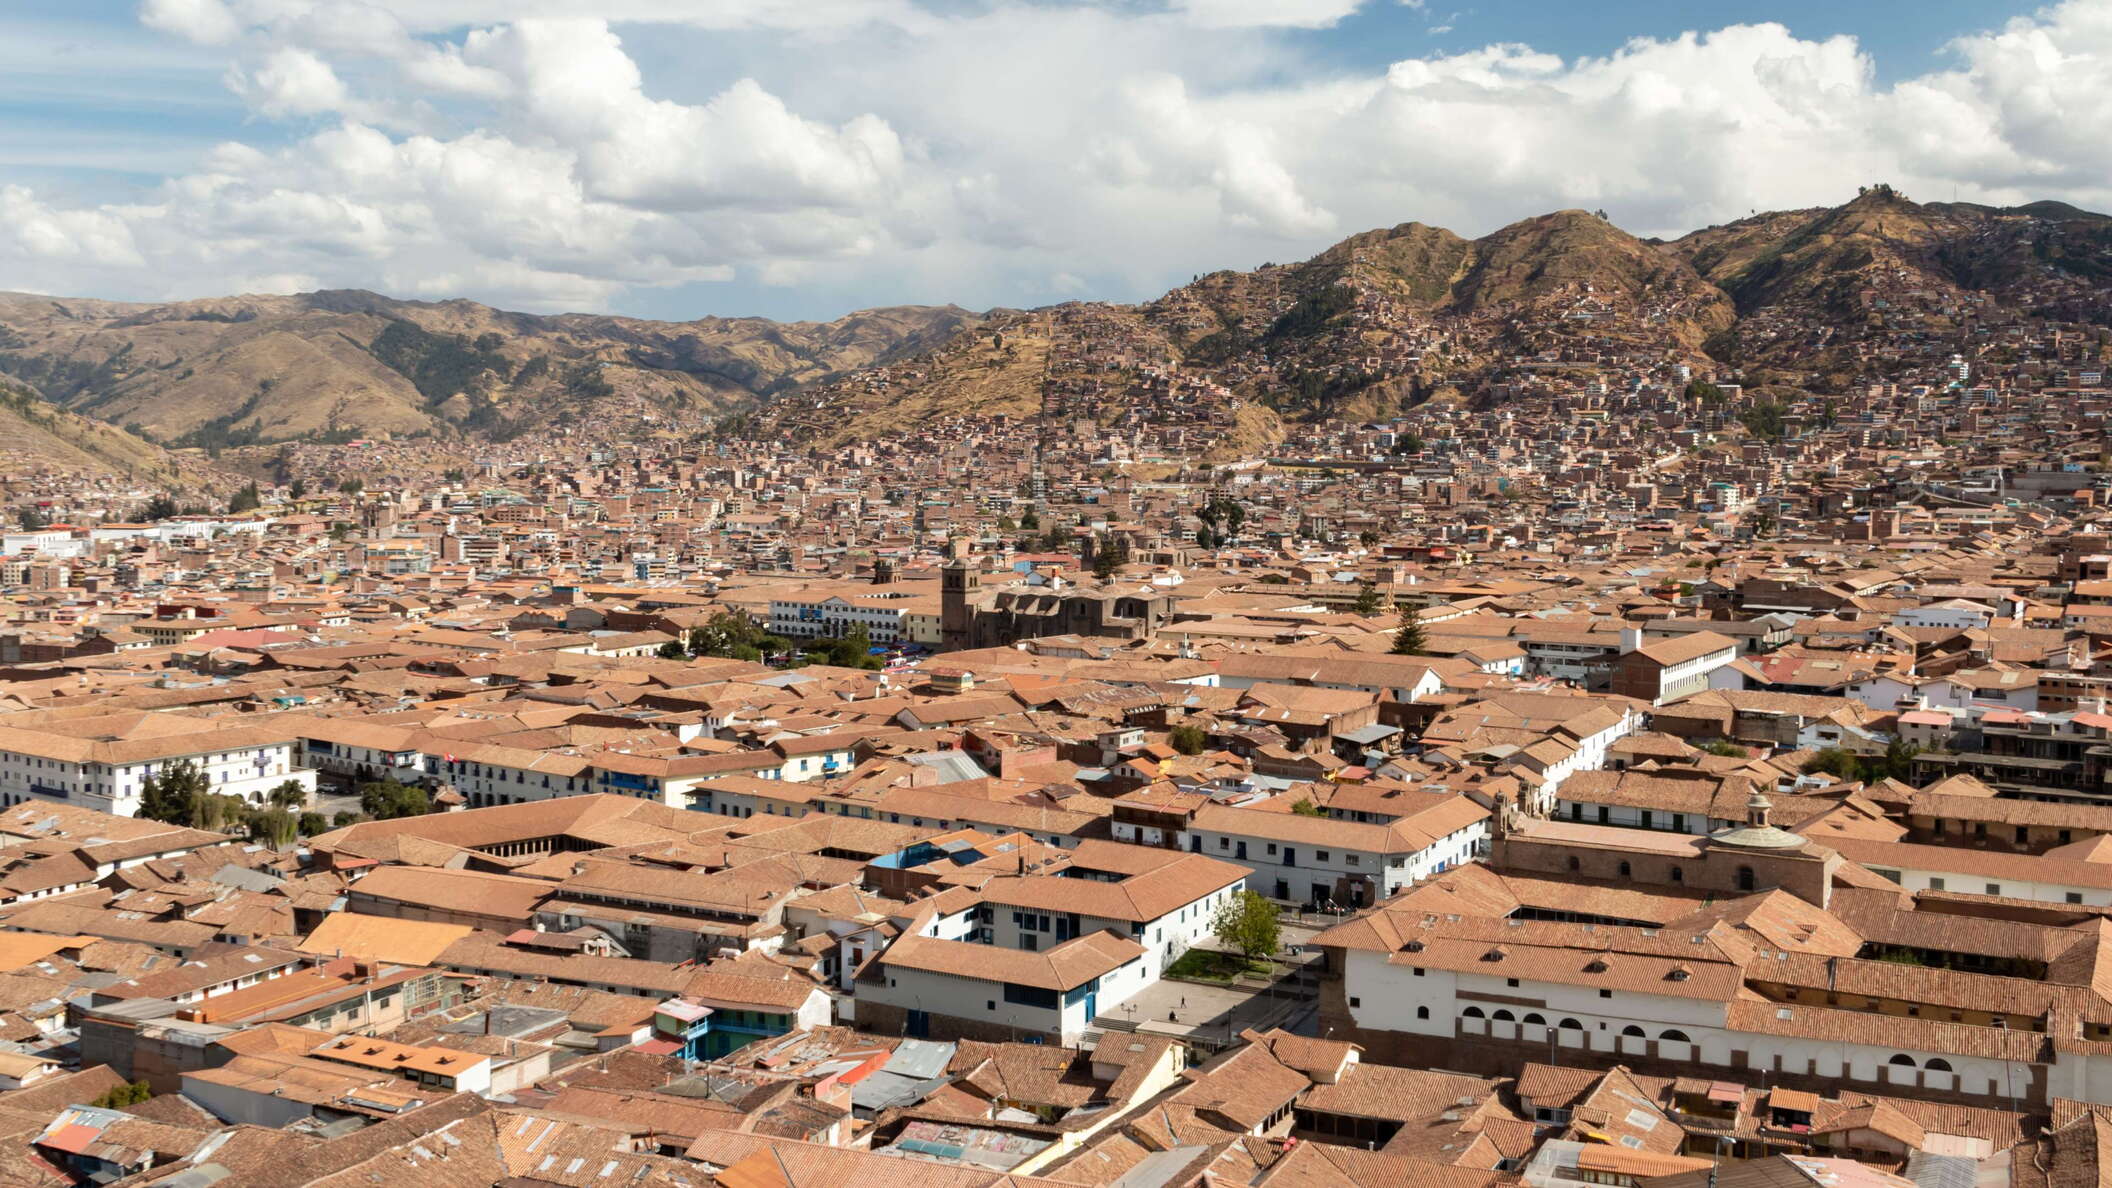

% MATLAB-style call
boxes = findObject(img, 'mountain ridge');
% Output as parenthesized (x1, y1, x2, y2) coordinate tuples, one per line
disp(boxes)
(1, 189, 2106, 459)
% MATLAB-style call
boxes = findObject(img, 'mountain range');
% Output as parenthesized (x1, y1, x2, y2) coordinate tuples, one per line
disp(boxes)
(0, 186, 2105, 471)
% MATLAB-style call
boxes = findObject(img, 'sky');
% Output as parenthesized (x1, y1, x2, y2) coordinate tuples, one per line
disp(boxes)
(0, 0, 2104, 322)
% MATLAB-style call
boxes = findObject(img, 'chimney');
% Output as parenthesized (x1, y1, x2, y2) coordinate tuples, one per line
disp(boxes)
(1619, 627, 1644, 654)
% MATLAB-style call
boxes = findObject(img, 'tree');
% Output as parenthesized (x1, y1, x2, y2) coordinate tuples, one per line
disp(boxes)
(1020, 509, 1040, 530)
(1352, 582, 1386, 615)
(1168, 724, 1207, 755)
(1358, 529, 1380, 547)
(138, 759, 209, 826)
(655, 640, 688, 660)
(1092, 533, 1130, 579)
(16, 506, 48, 530)
(288, 478, 307, 500)
(227, 481, 261, 514)
(1699, 740, 1748, 757)
(141, 494, 179, 522)
(688, 612, 784, 663)
(1738, 400, 1788, 440)
(91, 1080, 152, 1109)
(1212, 890, 1281, 964)
(297, 811, 327, 837)
(338, 477, 365, 495)
(1289, 798, 1325, 817)
(1390, 603, 1428, 656)
(267, 779, 307, 812)
(358, 779, 430, 820)
(248, 807, 298, 848)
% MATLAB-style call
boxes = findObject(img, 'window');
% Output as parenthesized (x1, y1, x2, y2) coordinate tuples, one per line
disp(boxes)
(1567, 856, 1581, 872)
(1925, 1058, 1952, 1073)
(1618, 861, 1632, 879)
(1002, 983, 1060, 1009)
(1621, 1025, 1645, 1037)
(1316, 851, 1330, 862)
(1349, 996, 1361, 1008)
(1928, 877, 1946, 891)
(1462, 1006, 1485, 1019)
(1736, 866, 1756, 892)
(1986, 883, 2001, 896)
(1415, 1006, 1429, 1020)
(1659, 1030, 1690, 1042)
(2068, 892, 2085, 905)
(1887, 1054, 1917, 1067)
(1668, 866, 1683, 885)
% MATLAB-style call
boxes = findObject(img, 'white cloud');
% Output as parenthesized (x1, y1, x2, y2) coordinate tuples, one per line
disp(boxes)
(1171, 0, 1366, 30)
(2, 0, 2111, 316)
(138, 0, 241, 45)
(229, 46, 353, 117)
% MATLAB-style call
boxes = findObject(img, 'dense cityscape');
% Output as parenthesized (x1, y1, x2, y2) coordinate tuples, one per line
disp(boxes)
(0, 1, 2110, 1178)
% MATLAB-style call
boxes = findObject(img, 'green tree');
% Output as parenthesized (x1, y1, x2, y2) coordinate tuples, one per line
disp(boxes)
(338, 477, 364, 495)
(91, 1080, 152, 1109)
(1699, 740, 1748, 757)
(248, 807, 298, 848)
(267, 779, 307, 812)
(655, 640, 688, 660)
(1359, 529, 1380, 547)
(358, 779, 430, 820)
(1738, 400, 1788, 440)
(17, 506, 48, 530)
(1020, 509, 1040, 530)
(1092, 534, 1131, 579)
(1212, 890, 1281, 964)
(1168, 724, 1207, 755)
(227, 481, 261, 514)
(1390, 604, 1428, 656)
(138, 759, 209, 826)
(288, 478, 307, 500)
(141, 494, 179, 521)
(297, 812, 327, 837)
(1352, 582, 1386, 615)
(688, 612, 782, 663)
(1289, 798, 1326, 817)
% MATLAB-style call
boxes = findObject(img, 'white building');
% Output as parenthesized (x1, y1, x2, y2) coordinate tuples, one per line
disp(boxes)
(0, 713, 313, 817)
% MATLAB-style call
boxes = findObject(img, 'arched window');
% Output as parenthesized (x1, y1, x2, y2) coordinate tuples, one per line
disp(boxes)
(1924, 1058, 1952, 1072)
(1621, 1025, 1645, 1037)
(1493, 1010, 1516, 1022)
(1567, 856, 1581, 872)
(1737, 866, 1756, 892)
(1618, 861, 1632, 879)
(1523, 1013, 1546, 1026)
(1463, 1006, 1486, 1019)
(1559, 1018, 1584, 1031)
(1416, 1006, 1430, 1020)
(1660, 1030, 1691, 1042)
(1888, 1054, 1917, 1067)
(1669, 866, 1684, 885)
